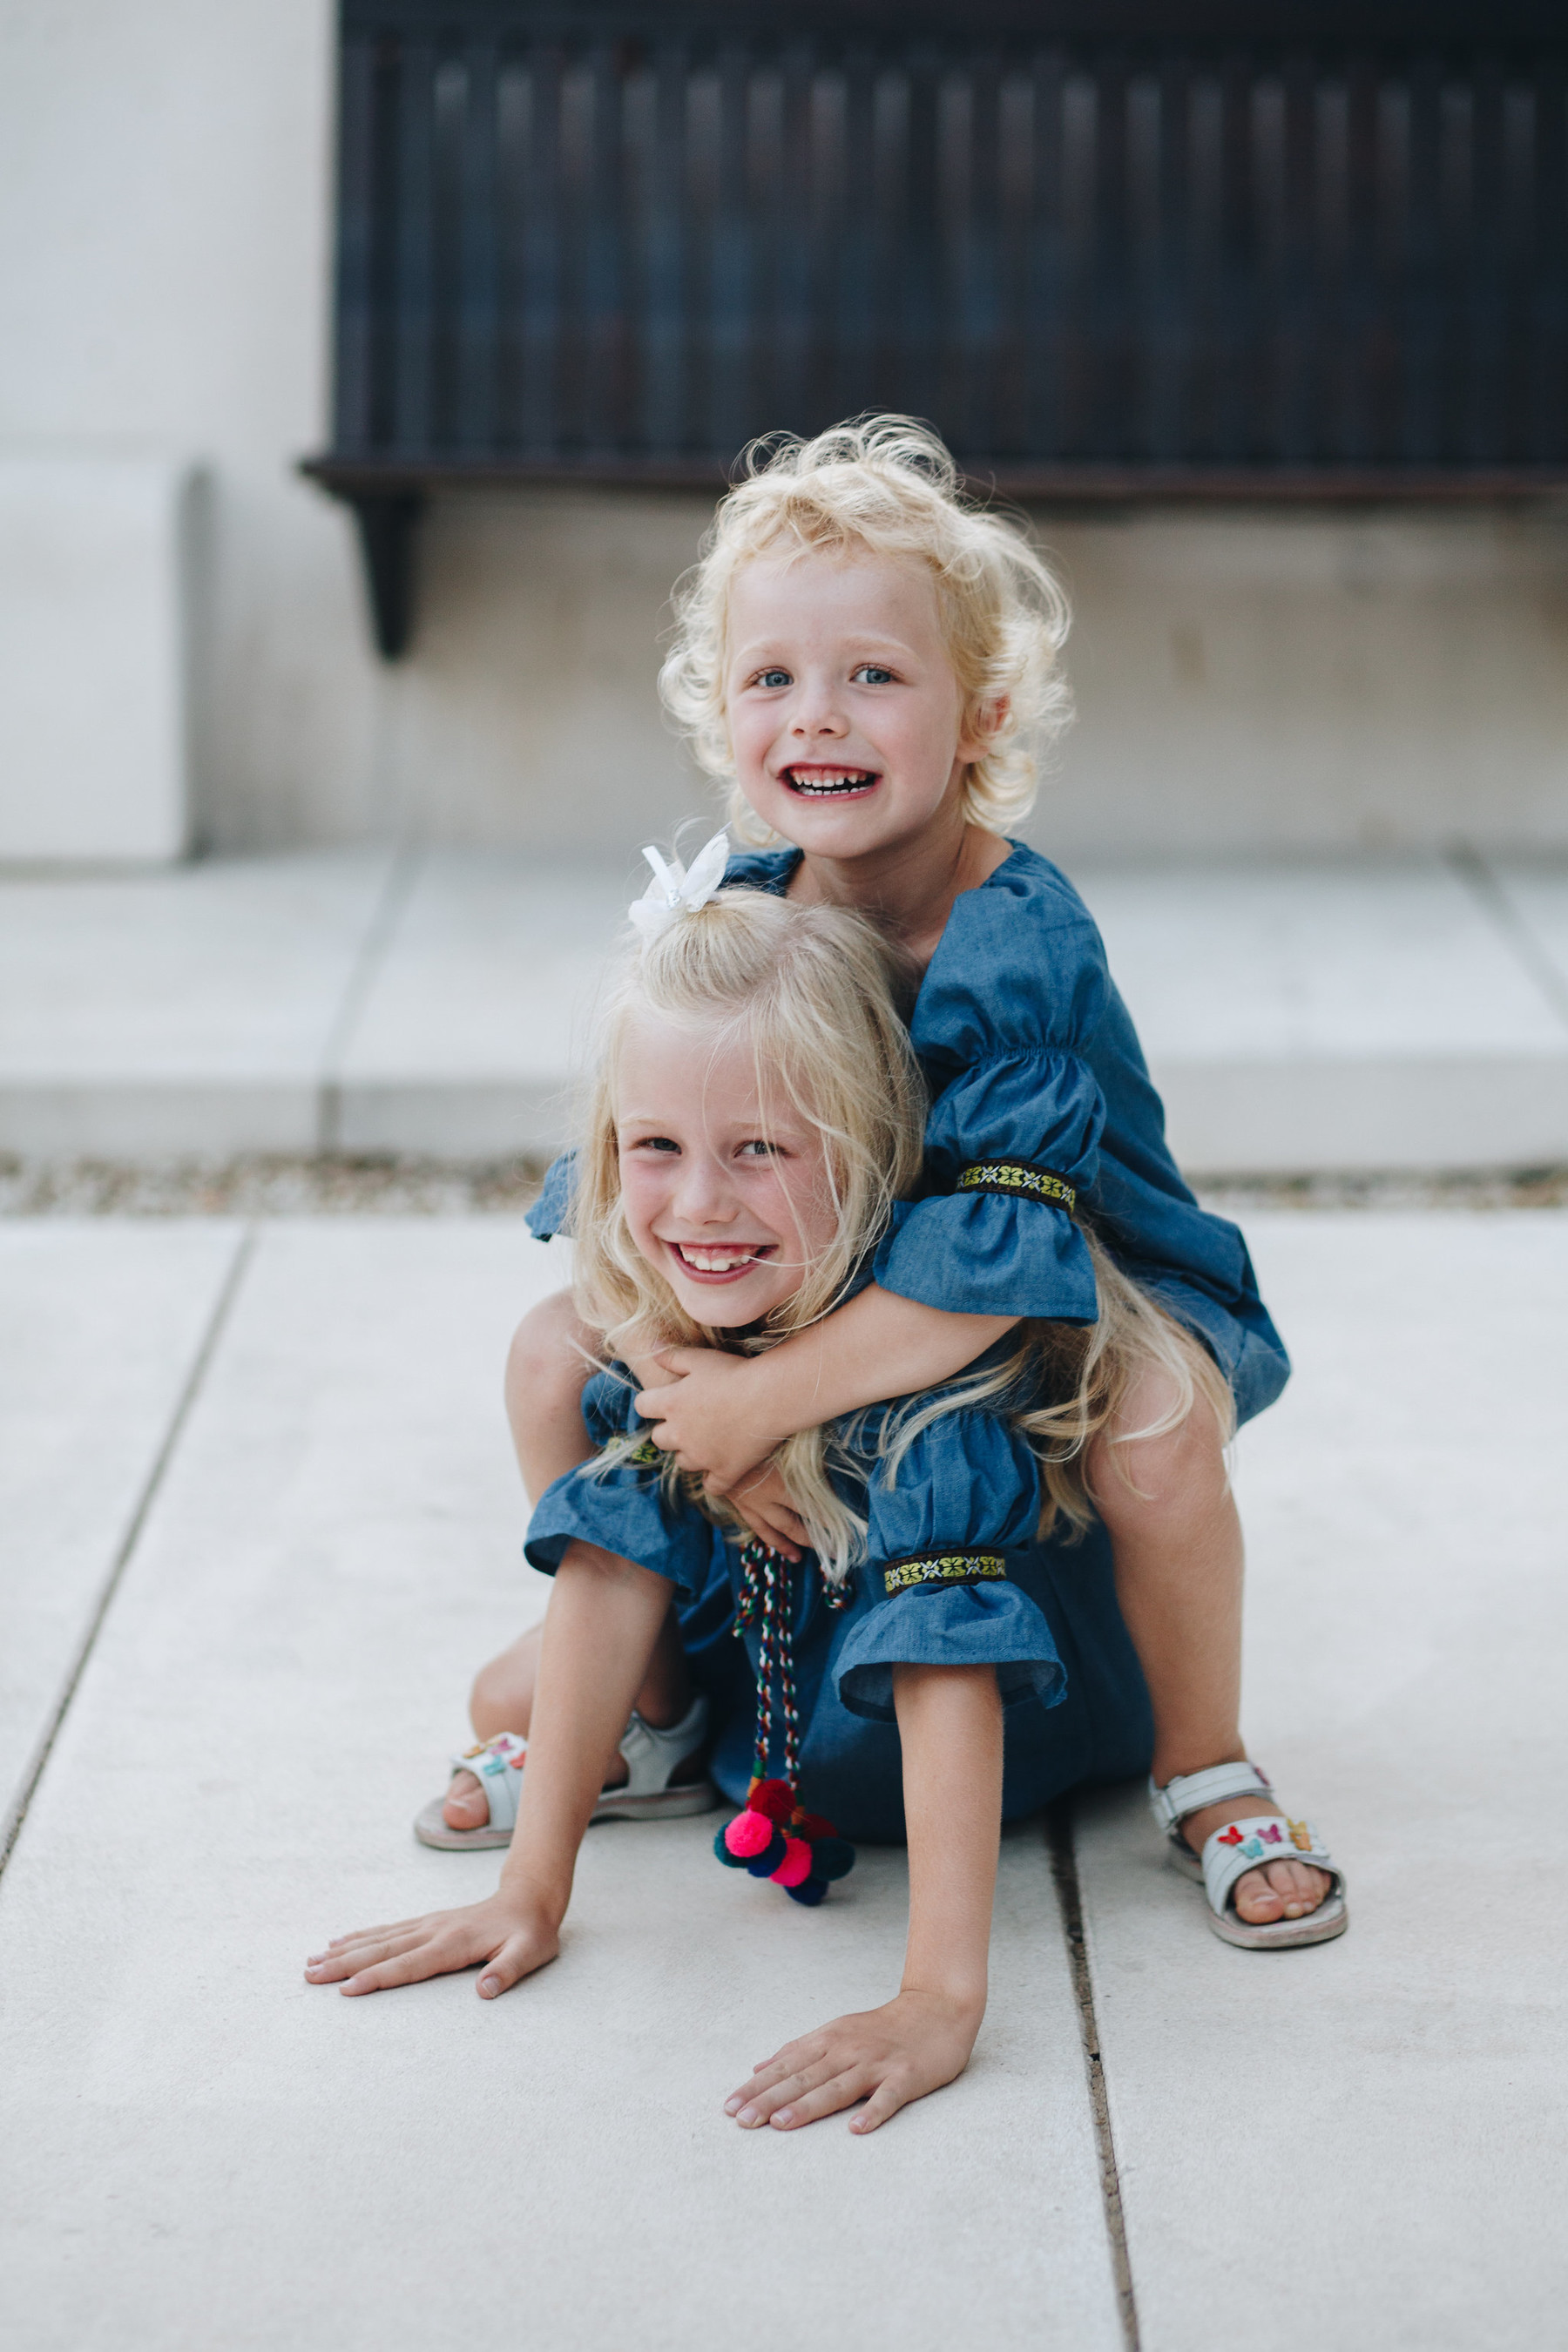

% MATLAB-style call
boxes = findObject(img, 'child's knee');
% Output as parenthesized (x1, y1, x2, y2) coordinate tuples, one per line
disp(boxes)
(1089, 1378, 1229, 1528)
(505, 1289, 590, 1419)
(470, 1628, 541, 1738)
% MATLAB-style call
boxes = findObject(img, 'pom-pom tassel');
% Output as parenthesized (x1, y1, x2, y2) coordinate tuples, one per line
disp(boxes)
(712, 1544, 859, 1908)
(709, 1543, 860, 1909)
(713, 1798, 856, 1901)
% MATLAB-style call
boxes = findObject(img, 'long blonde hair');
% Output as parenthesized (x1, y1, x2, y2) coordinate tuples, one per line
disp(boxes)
(572, 889, 1231, 1579)
(658, 415, 1072, 845)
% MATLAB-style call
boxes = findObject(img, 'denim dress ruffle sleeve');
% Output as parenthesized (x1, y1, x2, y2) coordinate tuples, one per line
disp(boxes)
(869, 868, 1107, 1322)
(523, 1369, 720, 1606)
(832, 1410, 1064, 1720)
(722, 844, 1289, 1429)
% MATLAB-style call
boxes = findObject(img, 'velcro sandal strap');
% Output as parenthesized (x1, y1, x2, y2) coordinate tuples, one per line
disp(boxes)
(1148, 1761, 1274, 1842)
(616, 1695, 708, 1798)
(1202, 1815, 1338, 1918)
(451, 1734, 526, 1834)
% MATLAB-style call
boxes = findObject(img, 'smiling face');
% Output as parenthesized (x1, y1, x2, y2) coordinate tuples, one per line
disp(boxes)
(615, 1010, 838, 1330)
(723, 547, 993, 863)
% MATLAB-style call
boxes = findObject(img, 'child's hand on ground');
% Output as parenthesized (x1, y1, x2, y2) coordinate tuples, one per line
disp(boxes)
(723, 1987, 984, 2135)
(634, 1349, 774, 1491)
(304, 1894, 559, 1998)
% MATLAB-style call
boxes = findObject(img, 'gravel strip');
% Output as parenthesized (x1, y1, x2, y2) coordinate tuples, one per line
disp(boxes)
(0, 1155, 549, 1218)
(2, 1154, 1566, 1219)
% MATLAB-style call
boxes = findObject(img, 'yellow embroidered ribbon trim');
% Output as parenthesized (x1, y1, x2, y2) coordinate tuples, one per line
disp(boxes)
(882, 1551, 1008, 1596)
(955, 1161, 1077, 1212)
(604, 1435, 665, 1468)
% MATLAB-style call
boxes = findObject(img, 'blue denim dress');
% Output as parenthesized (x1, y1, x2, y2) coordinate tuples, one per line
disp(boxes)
(524, 1369, 1152, 1842)
(529, 839, 1289, 1427)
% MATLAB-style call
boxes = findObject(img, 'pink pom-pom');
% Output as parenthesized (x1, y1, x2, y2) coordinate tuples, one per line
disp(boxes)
(724, 1808, 774, 1859)
(770, 1835, 814, 1888)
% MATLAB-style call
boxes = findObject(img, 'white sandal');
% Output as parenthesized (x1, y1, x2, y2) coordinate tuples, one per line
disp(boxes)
(1149, 1761, 1348, 1950)
(414, 1696, 717, 1850)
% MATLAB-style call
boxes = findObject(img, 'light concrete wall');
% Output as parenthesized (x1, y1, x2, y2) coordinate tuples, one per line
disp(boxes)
(0, 453, 195, 862)
(379, 488, 712, 852)
(1034, 504, 1568, 860)
(3, 0, 1565, 861)
(0, 0, 377, 855)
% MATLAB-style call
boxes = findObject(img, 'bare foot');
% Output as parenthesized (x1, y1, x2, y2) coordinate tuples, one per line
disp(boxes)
(1177, 1794, 1331, 1926)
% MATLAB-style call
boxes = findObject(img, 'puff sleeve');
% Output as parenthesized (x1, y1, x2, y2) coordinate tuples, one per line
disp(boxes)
(871, 863, 1109, 1321)
(523, 1369, 717, 1603)
(524, 1148, 578, 1242)
(833, 1409, 1065, 1721)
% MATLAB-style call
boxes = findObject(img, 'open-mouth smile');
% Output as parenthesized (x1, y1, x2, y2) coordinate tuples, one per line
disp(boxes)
(666, 1240, 776, 1283)
(780, 767, 880, 799)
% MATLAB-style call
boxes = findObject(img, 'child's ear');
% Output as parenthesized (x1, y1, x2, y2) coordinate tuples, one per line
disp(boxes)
(957, 694, 1009, 764)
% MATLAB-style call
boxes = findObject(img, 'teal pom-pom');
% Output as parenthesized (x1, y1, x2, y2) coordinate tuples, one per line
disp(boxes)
(713, 1827, 748, 1869)
(812, 1836, 856, 1882)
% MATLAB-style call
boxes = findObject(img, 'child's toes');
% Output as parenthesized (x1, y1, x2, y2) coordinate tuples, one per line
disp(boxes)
(1263, 1860, 1328, 1918)
(1232, 1865, 1288, 1924)
(442, 1771, 490, 1832)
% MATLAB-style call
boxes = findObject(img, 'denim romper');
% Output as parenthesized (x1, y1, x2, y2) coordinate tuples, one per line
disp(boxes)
(524, 1369, 1153, 1842)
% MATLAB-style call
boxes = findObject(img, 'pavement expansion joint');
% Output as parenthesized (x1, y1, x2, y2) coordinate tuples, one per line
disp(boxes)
(1048, 1800, 1142, 2352)
(0, 1223, 256, 1878)
(316, 841, 427, 1152)
(1448, 842, 1568, 1038)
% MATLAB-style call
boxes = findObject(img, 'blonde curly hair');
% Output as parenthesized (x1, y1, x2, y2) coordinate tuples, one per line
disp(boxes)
(659, 415, 1073, 845)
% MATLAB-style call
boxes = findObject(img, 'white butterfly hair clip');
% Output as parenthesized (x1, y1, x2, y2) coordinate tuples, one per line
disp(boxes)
(627, 830, 732, 943)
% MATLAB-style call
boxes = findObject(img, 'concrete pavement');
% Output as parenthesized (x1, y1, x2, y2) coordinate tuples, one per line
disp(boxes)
(1, 1210, 1565, 2349)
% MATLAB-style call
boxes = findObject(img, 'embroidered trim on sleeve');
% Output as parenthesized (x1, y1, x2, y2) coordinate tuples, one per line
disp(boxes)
(955, 1161, 1077, 1213)
(882, 1551, 1008, 1597)
(600, 1435, 665, 1468)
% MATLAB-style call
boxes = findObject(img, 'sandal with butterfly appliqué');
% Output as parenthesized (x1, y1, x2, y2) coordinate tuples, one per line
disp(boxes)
(1149, 1761, 1348, 1950)
(414, 1697, 716, 1851)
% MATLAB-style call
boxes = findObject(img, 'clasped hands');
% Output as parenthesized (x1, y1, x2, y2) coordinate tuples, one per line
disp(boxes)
(634, 1347, 808, 1559)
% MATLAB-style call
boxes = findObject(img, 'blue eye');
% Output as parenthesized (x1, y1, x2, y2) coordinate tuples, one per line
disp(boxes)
(738, 1139, 781, 1158)
(755, 668, 791, 690)
(852, 664, 895, 686)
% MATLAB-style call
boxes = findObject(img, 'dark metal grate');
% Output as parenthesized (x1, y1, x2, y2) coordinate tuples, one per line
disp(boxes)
(305, 1, 1568, 651)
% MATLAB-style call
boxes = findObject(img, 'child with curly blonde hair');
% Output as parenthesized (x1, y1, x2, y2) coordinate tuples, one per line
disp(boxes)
(446, 416, 1345, 1951)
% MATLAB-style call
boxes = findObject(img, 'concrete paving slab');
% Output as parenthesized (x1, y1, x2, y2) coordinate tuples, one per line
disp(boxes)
(6, 848, 1568, 1170)
(334, 851, 634, 1154)
(1078, 860, 1568, 1170)
(0, 1221, 1120, 2352)
(0, 853, 392, 1154)
(0, 1220, 243, 1842)
(1072, 1213, 1568, 2352)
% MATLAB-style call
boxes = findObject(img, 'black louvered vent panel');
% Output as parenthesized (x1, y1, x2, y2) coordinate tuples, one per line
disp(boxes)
(308, 3, 1568, 652)
(324, 2, 1568, 481)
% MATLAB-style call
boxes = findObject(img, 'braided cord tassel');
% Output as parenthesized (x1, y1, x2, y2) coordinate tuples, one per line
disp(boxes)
(713, 1538, 855, 1906)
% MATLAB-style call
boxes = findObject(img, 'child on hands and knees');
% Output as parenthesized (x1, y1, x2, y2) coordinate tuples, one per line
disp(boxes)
(489, 419, 1345, 1950)
(311, 889, 1163, 2131)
